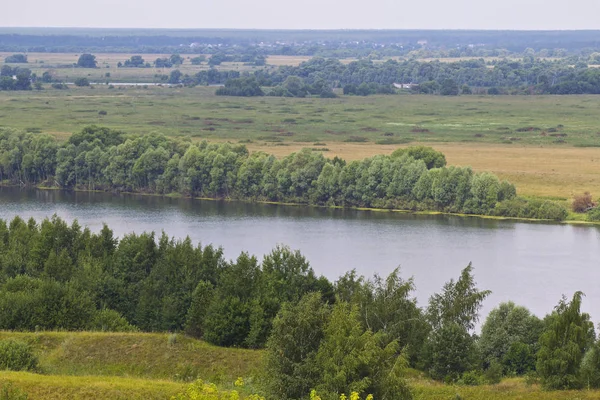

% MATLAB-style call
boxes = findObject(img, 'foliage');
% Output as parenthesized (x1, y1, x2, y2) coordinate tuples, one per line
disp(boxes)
(216, 77, 264, 97)
(0, 340, 38, 372)
(586, 207, 600, 221)
(315, 302, 412, 400)
(77, 54, 97, 68)
(352, 268, 430, 365)
(479, 302, 543, 373)
(88, 309, 138, 332)
(73, 77, 90, 87)
(423, 265, 490, 382)
(536, 291, 595, 389)
(391, 146, 446, 169)
(0, 127, 543, 219)
(580, 342, 600, 388)
(263, 292, 330, 400)
(4, 55, 27, 63)
(426, 264, 491, 332)
(0, 67, 32, 91)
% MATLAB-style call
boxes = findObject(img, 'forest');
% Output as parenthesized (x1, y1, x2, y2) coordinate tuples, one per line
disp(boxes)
(2, 28, 600, 57)
(0, 214, 598, 399)
(0, 126, 573, 220)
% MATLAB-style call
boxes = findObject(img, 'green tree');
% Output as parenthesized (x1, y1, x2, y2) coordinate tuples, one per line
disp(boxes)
(4, 54, 27, 63)
(74, 77, 90, 87)
(536, 291, 595, 389)
(315, 301, 412, 400)
(77, 54, 97, 68)
(423, 264, 490, 381)
(479, 302, 543, 373)
(263, 292, 330, 400)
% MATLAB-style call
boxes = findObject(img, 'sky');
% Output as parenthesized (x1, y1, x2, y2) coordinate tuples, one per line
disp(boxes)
(4, 0, 600, 30)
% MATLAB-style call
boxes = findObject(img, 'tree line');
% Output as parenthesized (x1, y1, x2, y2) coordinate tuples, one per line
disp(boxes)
(0, 126, 571, 220)
(207, 57, 600, 96)
(4, 29, 600, 57)
(0, 215, 598, 398)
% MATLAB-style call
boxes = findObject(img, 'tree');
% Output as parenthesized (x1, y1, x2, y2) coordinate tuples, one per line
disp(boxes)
(440, 79, 459, 95)
(170, 54, 184, 65)
(423, 264, 490, 381)
(77, 54, 97, 68)
(479, 302, 543, 373)
(264, 292, 330, 400)
(426, 264, 490, 332)
(423, 322, 477, 381)
(4, 54, 27, 63)
(359, 268, 430, 365)
(536, 291, 595, 390)
(74, 77, 90, 87)
(191, 56, 206, 65)
(315, 301, 412, 400)
(168, 70, 182, 84)
(123, 55, 146, 67)
(215, 77, 264, 97)
(391, 146, 446, 169)
(154, 58, 173, 68)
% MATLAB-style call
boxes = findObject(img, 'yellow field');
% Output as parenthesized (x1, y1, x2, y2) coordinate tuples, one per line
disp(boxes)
(237, 141, 600, 200)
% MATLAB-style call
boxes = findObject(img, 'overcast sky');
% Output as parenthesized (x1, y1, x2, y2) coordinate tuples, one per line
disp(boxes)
(3, 0, 600, 30)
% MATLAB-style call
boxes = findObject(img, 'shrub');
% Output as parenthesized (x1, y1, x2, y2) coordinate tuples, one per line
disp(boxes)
(0, 340, 38, 372)
(74, 77, 90, 87)
(572, 192, 596, 213)
(484, 361, 503, 384)
(89, 309, 138, 332)
(587, 207, 600, 221)
(459, 370, 483, 386)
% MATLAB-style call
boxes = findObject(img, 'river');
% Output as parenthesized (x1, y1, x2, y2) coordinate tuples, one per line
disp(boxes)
(1, 187, 599, 324)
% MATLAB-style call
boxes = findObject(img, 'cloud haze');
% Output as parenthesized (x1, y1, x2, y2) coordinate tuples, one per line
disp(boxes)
(4, 0, 600, 30)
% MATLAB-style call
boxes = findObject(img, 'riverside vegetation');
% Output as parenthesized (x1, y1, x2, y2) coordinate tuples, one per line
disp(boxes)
(0, 217, 600, 399)
(0, 126, 576, 221)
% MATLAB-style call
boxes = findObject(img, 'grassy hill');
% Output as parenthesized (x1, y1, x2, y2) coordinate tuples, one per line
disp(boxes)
(1, 331, 600, 399)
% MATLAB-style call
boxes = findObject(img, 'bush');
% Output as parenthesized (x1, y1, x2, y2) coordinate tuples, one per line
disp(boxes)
(88, 309, 138, 332)
(459, 370, 483, 386)
(587, 207, 600, 221)
(484, 361, 503, 384)
(572, 192, 596, 213)
(74, 77, 90, 87)
(0, 340, 38, 372)
(494, 198, 568, 221)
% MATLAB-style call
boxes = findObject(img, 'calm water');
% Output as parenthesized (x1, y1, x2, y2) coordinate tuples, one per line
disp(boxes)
(1, 187, 599, 324)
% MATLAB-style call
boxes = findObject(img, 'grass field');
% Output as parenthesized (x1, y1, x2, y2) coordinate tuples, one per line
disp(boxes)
(1, 86, 600, 199)
(0, 332, 599, 399)
(0, 52, 277, 83)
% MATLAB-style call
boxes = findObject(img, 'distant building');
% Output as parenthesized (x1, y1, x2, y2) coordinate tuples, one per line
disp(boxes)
(393, 83, 417, 89)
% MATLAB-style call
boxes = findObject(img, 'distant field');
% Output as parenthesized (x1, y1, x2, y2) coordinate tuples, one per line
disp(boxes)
(1, 86, 600, 199)
(0, 52, 275, 83)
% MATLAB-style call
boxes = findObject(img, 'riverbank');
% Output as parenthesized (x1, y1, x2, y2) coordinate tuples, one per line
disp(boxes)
(1, 183, 585, 225)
